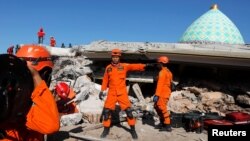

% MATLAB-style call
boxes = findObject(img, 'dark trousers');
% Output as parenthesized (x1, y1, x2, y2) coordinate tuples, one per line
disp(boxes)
(38, 37, 44, 44)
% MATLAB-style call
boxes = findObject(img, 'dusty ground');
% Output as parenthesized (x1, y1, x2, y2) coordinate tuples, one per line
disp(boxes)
(48, 119, 208, 141)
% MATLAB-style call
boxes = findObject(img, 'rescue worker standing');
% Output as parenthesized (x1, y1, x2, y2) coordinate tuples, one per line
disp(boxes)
(37, 28, 45, 44)
(6, 46, 14, 55)
(153, 56, 173, 132)
(50, 36, 56, 47)
(99, 48, 152, 139)
(0, 45, 60, 140)
(15, 44, 20, 54)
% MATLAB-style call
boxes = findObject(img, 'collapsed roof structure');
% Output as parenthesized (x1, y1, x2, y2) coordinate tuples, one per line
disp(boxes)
(44, 4, 250, 68)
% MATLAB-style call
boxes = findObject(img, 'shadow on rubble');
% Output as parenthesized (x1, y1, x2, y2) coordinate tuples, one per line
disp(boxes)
(47, 131, 70, 141)
(110, 107, 131, 132)
(47, 126, 83, 141)
(141, 111, 155, 127)
(112, 109, 156, 130)
(111, 123, 131, 133)
(178, 65, 250, 92)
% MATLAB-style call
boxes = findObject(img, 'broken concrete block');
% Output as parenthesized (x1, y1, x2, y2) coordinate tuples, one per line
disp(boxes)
(82, 113, 102, 124)
(74, 75, 92, 88)
(223, 94, 235, 104)
(79, 93, 104, 114)
(132, 83, 146, 103)
(201, 92, 223, 101)
(60, 113, 82, 127)
(236, 95, 250, 106)
(181, 91, 197, 101)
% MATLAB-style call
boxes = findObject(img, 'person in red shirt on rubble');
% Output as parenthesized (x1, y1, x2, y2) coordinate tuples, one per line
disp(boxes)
(37, 28, 45, 44)
(50, 36, 56, 47)
(0, 45, 60, 141)
(99, 48, 155, 139)
(6, 46, 14, 55)
(153, 56, 173, 132)
(55, 82, 78, 114)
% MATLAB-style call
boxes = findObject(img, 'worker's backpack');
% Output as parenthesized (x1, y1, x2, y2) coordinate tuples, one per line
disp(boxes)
(183, 111, 204, 133)
(225, 112, 250, 125)
(204, 119, 233, 128)
(203, 112, 229, 128)
(170, 112, 185, 128)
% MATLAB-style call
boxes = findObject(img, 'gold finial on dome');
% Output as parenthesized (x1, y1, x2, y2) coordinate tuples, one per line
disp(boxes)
(210, 4, 218, 10)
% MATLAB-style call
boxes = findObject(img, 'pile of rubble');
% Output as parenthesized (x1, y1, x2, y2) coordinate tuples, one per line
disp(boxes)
(50, 56, 250, 128)
(169, 88, 247, 116)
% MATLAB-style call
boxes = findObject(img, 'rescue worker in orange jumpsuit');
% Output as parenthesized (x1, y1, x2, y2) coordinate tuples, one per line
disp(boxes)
(50, 36, 56, 47)
(153, 56, 173, 132)
(0, 45, 60, 140)
(55, 82, 78, 114)
(99, 48, 154, 139)
(37, 28, 45, 44)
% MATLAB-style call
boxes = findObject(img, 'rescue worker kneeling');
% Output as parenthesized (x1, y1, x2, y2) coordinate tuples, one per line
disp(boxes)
(99, 48, 154, 139)
(55, 82, 78, 114)
(153, 56, 173, 132)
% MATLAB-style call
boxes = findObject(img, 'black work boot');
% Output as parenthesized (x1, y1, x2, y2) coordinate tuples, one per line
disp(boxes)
(159, 124, 172, 132)
(154, 120, 164, 129)
(100, 127, 110, 138)
(130, 126, 138, 139)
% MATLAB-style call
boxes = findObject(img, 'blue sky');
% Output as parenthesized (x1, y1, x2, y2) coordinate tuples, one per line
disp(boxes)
(0, 0, 250, 53)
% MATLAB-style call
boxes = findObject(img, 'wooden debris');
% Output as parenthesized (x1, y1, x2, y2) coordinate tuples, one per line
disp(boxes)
(127, 77, 154, 83)
(132, 83, 146, 103)
(176, 133, 187, 137)
(69, 132, 114, 141)
(199, 137, 205, 141)
(82, 123, 103, 132)
(60, 124, 87, 132)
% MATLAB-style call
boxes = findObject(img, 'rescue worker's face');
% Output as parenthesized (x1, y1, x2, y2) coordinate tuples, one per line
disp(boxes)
(111, 56, 120, 64)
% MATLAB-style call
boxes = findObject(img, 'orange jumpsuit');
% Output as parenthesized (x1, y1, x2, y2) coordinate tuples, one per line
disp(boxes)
(154, 67, 173, 125)
(101, 63, 145, 127)
(1, 81, 60, 141)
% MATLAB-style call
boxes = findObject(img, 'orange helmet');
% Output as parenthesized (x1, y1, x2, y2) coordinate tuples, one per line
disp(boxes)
(16, 45, 53, 71)
(111, 48, 121, 56)
(157, 56, 169, 64)
(55, 82, 70, 99)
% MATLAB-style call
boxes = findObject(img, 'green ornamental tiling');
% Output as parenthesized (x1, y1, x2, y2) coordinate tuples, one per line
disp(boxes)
(180, 4, 245, 45)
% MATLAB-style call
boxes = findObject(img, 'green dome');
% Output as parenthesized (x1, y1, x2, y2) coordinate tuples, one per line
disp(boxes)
(180, 5, 245, 45)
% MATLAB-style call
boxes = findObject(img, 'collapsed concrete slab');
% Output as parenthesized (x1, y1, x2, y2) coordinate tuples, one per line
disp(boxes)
(60, 113, 82, 127)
